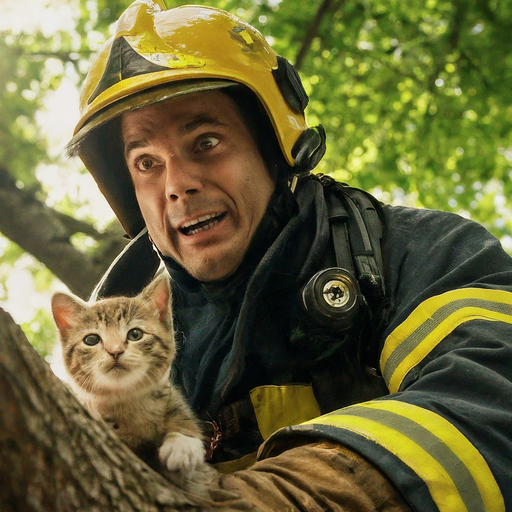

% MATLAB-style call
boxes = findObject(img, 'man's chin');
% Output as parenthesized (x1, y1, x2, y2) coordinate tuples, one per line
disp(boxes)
(180, 250, 244, 283)
(155, 231, 246, 282)
(185, 262, 239, 283)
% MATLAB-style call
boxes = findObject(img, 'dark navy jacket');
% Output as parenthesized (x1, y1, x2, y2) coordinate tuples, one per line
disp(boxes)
(166, 175, 512, 511)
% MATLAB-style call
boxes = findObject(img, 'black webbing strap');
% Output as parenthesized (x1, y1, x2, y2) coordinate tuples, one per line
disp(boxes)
(324, 191, 356, 277)
(319, 175, 386, 306)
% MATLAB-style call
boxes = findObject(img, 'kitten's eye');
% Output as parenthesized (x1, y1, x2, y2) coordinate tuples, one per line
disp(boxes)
(83, 334, 101, 346)
(127, 328, 144, 341)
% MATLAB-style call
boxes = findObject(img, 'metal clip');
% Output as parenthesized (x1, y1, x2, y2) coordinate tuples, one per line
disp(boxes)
(204, 418, 223, 461)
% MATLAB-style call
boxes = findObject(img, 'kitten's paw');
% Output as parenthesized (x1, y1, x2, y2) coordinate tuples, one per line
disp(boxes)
(159, 433, 205, 472)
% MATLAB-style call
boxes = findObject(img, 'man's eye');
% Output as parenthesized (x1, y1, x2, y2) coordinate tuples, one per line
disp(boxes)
(135, 157, 157, 171)
(197, 136, 220, 152)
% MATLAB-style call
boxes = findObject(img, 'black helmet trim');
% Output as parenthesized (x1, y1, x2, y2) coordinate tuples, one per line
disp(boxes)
(272, 56, 309, 114)
(88, 36, 171, 105)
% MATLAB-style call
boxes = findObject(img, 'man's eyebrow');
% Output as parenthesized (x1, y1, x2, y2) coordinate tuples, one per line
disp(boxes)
(180, 114, 226, 134)
(124, 138, 149, 159)
(123, 114, 226, 159)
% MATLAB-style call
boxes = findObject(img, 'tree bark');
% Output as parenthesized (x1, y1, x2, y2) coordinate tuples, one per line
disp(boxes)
(0, 308, 242, 511)
(0, 166, 127, 298)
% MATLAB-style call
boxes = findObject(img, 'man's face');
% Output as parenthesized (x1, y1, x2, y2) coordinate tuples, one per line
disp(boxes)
(122, 90, 276, 282)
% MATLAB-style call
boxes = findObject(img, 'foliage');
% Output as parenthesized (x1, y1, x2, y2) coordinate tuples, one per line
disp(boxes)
(256, 0, 512, 238)
(1, 0, 512, 353)
(0, 32, 51, 183)
(20, 308, 58, 359)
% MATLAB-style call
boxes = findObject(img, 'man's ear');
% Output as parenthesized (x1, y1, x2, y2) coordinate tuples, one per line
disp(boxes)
(143, 273, 171, 323)
(51, 293, 86, 339)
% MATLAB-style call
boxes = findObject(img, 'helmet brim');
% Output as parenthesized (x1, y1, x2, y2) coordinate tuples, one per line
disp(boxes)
(67, 79, 237, 157)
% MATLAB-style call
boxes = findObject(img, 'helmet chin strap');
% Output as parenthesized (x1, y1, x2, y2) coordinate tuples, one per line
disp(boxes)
(288, 171, 311, 193)
(90, 228, 161, 301)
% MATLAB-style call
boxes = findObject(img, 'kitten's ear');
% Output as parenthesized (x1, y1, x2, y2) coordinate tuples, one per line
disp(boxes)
(51, 293, 87, 338)
(144, 274, 171, 322)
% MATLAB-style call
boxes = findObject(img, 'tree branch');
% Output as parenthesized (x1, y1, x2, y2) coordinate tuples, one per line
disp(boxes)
(448, 0, 467, 50)
(0, 309, 245, 511)
(0, 166, 127, 298)
(3, 41, 94, 61)
(53, 209, 117, 240)
(294, 0, 340, 70)
(475, 0, 497, 25)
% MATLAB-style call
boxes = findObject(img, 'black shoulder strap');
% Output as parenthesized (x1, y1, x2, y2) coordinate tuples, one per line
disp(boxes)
(319, 175, 386, 310)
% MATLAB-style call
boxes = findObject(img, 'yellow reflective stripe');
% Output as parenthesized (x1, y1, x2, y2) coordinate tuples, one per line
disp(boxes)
(250, 384, 321, 440)
(380, 288, 512, 393)
(302, 400, 504, 512)
(213, 451, 257, 473)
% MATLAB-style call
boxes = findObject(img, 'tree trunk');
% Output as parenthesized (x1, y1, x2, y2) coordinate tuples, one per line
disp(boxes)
(0, 308, 242, 511)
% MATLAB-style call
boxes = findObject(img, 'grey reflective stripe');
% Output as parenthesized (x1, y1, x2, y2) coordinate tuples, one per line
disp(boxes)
(383, 297, 512, 388)
(331, 405, 485, 512)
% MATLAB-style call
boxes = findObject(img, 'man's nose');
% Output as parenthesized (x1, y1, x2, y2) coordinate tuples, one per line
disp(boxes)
(164, 157, 203, 200)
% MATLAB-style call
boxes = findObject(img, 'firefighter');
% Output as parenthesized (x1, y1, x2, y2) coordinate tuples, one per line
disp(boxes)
(69, 1, 512, 510)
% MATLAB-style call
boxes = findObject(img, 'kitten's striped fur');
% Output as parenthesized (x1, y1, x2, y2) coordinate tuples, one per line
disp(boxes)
(51, 274, 205, 473)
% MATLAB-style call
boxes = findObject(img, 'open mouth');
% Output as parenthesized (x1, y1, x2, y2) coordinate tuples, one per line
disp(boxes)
(180, 212, 226, 236)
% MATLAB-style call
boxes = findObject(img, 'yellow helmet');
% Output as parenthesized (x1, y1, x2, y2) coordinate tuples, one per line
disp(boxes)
(71, 0, 325, 237)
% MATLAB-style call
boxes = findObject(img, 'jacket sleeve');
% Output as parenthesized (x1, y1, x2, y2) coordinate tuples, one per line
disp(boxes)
(260, 205, 512, 512)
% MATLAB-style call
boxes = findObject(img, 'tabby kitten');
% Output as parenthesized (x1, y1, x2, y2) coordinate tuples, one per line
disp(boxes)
(51, 273, 205, 473)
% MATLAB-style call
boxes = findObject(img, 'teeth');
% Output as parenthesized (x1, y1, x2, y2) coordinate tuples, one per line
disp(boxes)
(182, 213, 219, 229)
(187, 220, 219, 235)
(180, 213, 225, 236)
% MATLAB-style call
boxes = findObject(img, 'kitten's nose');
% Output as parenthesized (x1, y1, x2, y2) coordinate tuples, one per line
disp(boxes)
(106, 347, 125, 360)
(110, 350, 124, 361)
